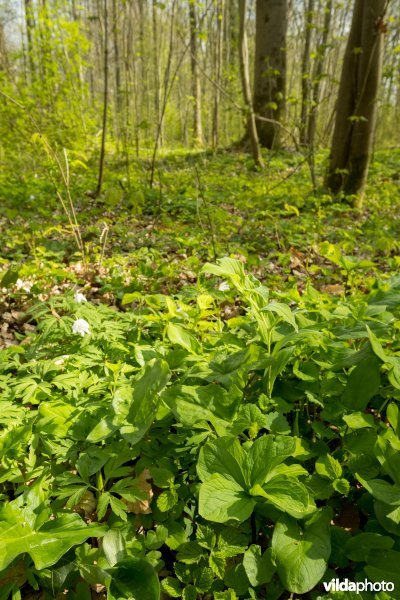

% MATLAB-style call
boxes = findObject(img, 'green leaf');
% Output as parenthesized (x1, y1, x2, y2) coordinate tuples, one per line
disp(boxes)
(157, 489, 178, 512)
(272, 509, 332, 594)
(261, 302, 298, 331)
(345, 533, 394, 562)
(161, 577, 181, 598)
(176, 542, 204, 564)
(248, 435, 296, 486)
(197, 437, 247, 488)
(315, 454, 342, 481)
(356, 475, 400, 505)
(108, 558, 160, 600)
(1, 269, 20, 288)
(365, 549, 400, 592)
(342, 355, 381, 410)
(243, 545, 275, 587)
(120, 359, 170, 445)
(163, 384, 240, 426)
(166, 323, 200, 354)
(343, 412, 375, 429)
(252, 476, 315, 519)
(199, 474, 255, 524)
(102, 529, 126, 567)
(0, 503, 106, 571)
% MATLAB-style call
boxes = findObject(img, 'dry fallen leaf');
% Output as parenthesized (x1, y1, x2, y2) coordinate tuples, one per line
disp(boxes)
(125, 469, 154, 514)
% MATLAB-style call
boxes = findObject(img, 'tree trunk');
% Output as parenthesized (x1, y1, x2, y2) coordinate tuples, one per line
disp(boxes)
(238, 0, 263, 167)
(253, 0, 287, 149)
(212, 0, 225, 147)
(307, 0, 332, 149)
(95, 0, 109, 197)
(189, 0, 204, 145)
(326, 0, 388, 201)
(24, 0, 36, 81)
(300, 0, 314, 146)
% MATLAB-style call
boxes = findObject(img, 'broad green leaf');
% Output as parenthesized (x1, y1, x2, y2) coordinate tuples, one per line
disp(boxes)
(315, 454, 342, 481)
(197, 437, 247, 488)
(166, 323, 200, 354)
(0, 504, 106, 570)
(252, 476, 315, 519)
(365, 549, 400, 592)
(36, 401, 76, 438)
(161, 577, 181, 598)
(163, 384, 240, 426)
(203, 258, 246, 282)
(345, 533, 394, 562)
(108, 558, 160, 600)
(387, 402, 400, 437)
(342, 355, 381, 410)
(343, 412, 375, 429)
(272, 509, 332, 594)
(248, 435, 296, 486)
(356, 475, 400, 505)
(198, 474, 255, 524)
(176, 542, 204, 564)
(243, 545, 275, 586)
(261, 302, 298, 331)
(103, 529, 126, 567)
(120, 359, 170, 445)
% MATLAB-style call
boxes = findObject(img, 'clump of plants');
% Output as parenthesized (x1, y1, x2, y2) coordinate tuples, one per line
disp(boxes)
(1, 257, 400, 599)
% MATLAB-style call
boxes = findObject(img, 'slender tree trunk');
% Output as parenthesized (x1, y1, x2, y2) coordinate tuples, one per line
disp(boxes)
(95, 0, 109, 197)
(238, 0, 263, 167)
(300, 0, 314, 145)
(212, 0, 224, 147)
(152, 0, 162, 145)
(24, 0, 36, 81)
(0, 21, 8, 70)
(253, 0, 288, 149)
(307, 0, 332, 148)
(112, 0, 121, 143)
(189, 0, 204, 145)
(326, 0, 389, 202)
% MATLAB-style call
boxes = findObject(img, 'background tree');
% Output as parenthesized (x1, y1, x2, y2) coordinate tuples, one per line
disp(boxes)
(326, 0, 390, 202)
(188, 0, 204, 145)
(238, 0, 263, 167)
(253, 0, 287, 149)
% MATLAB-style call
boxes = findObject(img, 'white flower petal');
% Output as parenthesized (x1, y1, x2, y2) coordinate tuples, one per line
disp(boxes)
(72, 318, 90, 337)
(74, 291, 87, 303)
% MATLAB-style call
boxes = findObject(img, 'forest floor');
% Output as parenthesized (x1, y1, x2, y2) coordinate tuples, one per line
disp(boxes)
(2, 148, 400, 599)
(1, 147, 400, 347)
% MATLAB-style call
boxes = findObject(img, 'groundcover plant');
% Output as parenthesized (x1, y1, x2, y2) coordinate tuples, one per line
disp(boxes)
(2, 254, 400, 599)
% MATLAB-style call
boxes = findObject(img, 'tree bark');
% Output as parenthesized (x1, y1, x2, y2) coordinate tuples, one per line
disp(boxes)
(24, 0, 36, 81)
(238, 0, 263, 167)
(212, 0, 225, 147)
(189, 0, 204, 145)
(326, 0, 388, 201)
(300, 0, 314, 146)
(253, 0, 287, 149)
(307, 0, 332, 149)
(95, 0, 109, 197)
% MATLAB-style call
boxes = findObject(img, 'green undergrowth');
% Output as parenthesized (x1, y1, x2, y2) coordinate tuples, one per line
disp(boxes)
(1, 150, 400, 599)
(1, 148, 400, 306)
(2, 257, 400, 598)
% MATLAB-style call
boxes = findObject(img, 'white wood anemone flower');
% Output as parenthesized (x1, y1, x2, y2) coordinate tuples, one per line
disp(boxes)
(72, 318, 90, 337)
(74, 290, 87, 303)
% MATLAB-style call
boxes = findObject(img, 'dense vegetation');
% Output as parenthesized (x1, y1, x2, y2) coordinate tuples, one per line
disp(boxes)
(1, 0, 400, 598)
(1, 149, 400, 599)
